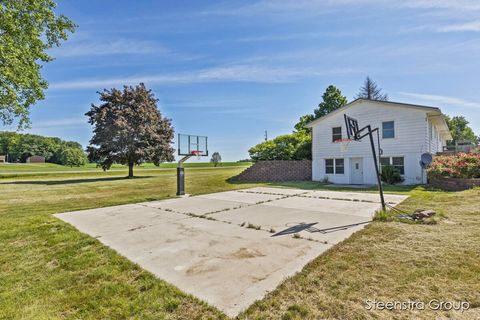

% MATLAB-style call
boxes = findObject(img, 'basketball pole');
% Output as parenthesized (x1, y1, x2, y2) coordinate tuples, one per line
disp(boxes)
(366, 126, 386, 211)
(345, 114, 386, 211)
(177, 155, 192, 196)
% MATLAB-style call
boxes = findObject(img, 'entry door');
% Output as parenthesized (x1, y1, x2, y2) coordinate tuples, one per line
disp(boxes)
(351, 158, 364, 184)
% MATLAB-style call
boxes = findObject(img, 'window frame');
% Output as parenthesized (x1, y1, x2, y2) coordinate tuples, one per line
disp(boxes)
(380, 156, 404, 175)
(332, 126, 342, 142)
(325, 158, 345, 175)
(335, 158, 344, 174)
(325, 159, 334, 174)
(382, 121, 395, 139)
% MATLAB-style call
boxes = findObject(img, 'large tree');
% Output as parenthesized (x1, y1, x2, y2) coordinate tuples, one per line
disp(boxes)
(355, 76, 388, 101)
(444, 115, 479, 144)
(86, 84, 175, 178)
(294, 85, 347, 133)
(0, 0, 76, 128)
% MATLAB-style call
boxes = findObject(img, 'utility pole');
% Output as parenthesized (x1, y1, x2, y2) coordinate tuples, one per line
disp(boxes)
(264, 130, 268, 141)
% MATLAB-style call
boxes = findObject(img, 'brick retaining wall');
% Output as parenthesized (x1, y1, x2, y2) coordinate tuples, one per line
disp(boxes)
(233, 160, 312, 182)
(429, 177, 480, 191)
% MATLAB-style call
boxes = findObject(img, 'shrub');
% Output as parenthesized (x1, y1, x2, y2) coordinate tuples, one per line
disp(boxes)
(380, 164, 404, 184)
(428, 152, 480, 179)
(248, 132, 311, 161)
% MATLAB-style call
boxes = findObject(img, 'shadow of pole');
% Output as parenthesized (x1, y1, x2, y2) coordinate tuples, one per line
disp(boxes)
(271, 221, 371, 237)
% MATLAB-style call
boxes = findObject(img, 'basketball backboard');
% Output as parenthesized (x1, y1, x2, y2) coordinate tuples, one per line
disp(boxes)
(178, 134, 208, 156)
(344, 114, 360, 140)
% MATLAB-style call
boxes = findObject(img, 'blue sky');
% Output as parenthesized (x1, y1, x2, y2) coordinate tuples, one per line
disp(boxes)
(12, 0, 480, 160)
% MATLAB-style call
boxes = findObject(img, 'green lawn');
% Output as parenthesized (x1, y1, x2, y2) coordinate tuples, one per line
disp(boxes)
(0, 161, 252, 175)
(1, 168, 479, 319)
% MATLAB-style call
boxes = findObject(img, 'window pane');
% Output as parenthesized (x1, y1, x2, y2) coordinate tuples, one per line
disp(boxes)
(380, 157, 390, 166)
(332, 127, 342, 142)
(392, 157, 404, 166)
(383, 121, 394, 129)
(393, 165, 405, 175)
(382, 121, 395, 138)
(325, 159, 334, 174)
(335, 158, 344, 174)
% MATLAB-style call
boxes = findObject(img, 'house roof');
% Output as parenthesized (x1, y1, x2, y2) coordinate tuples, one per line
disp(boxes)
(305, 98, 452, 139)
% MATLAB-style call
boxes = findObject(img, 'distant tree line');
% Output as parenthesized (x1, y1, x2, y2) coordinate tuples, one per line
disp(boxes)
(0, 132, 87, 165)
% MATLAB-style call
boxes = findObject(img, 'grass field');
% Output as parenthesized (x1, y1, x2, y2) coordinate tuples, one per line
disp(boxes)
(0, 161, 251, 172)
(1, 167, 479, 319)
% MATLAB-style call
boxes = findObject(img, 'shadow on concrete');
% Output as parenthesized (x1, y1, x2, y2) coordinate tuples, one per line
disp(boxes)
(272, 221, 371, 237)
(0, 176, 152, 186)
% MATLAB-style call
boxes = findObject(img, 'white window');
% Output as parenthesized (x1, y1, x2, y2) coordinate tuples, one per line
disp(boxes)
(380, 156, 404, 175)
(325, 158, 344, 174)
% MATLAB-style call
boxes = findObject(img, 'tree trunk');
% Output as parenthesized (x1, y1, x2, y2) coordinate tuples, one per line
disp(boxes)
(128, 162, 134, 178)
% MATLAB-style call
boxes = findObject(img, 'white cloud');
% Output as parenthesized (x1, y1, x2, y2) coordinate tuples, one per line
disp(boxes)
(51, 39, 167, 57)
(437, 20, 480, 32)
(30, 117, 88, 129)
(397, 92, 480, 109)
(202, 0, 480, 16)
(49, 65, 359, 90)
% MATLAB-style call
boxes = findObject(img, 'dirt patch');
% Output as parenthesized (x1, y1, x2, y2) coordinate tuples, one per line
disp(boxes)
(230, 247, 266, 259)
(186, 261, 219, 275)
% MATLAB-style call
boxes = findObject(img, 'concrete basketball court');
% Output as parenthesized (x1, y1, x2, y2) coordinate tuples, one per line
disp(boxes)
(55, 187, 407, 317)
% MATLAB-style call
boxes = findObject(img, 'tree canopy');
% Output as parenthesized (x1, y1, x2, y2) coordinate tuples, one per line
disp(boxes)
(251, 85, 347, 161)
(355, 76, 388, 101)
(248, 132, 311, 161)
(294, 85, 347, 133)
(0, 0, 76, 128)
(444, 115, 479, 144)
(86, 83, 175, 178)
(61, 147, 87, 167)
(0, 131, 84, 164)
(315, 85, 348, 118)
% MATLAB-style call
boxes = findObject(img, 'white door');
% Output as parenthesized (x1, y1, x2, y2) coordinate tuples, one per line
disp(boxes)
(351, 158, 363, 184)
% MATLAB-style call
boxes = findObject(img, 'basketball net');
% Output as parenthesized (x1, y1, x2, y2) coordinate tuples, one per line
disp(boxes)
(191, 150, 202, 160)
(335, 139, 352, 152)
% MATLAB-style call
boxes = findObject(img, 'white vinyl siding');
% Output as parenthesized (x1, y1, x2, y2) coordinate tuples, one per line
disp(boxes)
(311, 100, 449, 185)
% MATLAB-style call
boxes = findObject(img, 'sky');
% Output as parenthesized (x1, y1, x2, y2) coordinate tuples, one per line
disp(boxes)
(9, 0, 480, 161)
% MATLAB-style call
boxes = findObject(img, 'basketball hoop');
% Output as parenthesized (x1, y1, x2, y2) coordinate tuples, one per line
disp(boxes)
(191, 150, 202, 160)
(334, 138, 352, 152)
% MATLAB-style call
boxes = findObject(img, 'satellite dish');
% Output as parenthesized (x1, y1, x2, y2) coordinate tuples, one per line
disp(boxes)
(420, 153, 433, 168)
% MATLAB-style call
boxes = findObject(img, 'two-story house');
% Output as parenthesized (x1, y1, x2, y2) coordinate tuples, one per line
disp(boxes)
(306, 99, 452, 185)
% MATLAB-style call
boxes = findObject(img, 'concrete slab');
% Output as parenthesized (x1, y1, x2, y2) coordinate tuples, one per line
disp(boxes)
(210, 204, 370, 244)
(55, 206, 330, 317)
(237, 187, 308, 196)
(263, 196, 381, 218)
(55, 204, 187, 237)
(302, 190, 408, 205)
(140, 197, 247, 215)
(197, 190, 282, 204)
(54, 187, 409, 317)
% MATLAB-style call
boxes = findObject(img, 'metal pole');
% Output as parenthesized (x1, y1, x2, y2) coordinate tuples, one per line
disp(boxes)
(367, 126, 386, 211)
(177, 155, 192, 196)
(177, 167, 185, 195)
